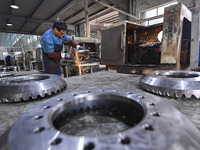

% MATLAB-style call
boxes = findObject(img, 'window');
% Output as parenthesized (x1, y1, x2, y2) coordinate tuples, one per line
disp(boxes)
(140, 1, 178, 26)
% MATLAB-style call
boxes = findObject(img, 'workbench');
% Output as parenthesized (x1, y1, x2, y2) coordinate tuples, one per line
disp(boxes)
(61, 61, 100, 77)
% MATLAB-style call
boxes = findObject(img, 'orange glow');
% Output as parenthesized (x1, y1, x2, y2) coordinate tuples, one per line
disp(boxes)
(128, 41, 133, 44)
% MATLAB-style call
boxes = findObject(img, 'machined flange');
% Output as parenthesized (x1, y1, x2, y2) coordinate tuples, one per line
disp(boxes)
(0, 74, 67, 102)
(6, 89, 200, 150)
(140, 70, 200, 98)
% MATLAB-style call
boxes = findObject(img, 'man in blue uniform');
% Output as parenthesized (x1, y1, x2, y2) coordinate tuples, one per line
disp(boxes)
(41, 20, 82, 76)
(5, 55, 14, 66)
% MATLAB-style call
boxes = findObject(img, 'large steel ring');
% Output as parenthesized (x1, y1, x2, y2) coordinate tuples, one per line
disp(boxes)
(140, 70, 200, 98)
(0, 74, 67, 102)
(6, 89, 200, 150)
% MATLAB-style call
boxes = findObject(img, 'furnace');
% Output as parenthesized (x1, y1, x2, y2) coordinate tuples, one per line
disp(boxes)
(101, 3, 192, 74)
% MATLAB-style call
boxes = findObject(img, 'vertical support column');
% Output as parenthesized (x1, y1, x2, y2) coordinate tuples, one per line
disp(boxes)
(84, 0, 90, 38)
(190, 12, 200, 70)
(129, 0, 133, 22)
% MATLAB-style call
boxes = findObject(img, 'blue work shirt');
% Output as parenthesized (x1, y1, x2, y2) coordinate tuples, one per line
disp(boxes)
(5, 55, 12, 61)
(41, 28, 72, 53)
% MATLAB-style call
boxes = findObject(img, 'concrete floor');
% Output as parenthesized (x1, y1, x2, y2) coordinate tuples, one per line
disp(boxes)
(0, 70, 200, 138)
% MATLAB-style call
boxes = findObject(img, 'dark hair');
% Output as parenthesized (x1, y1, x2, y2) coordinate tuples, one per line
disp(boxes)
(53, 20, 67, 31)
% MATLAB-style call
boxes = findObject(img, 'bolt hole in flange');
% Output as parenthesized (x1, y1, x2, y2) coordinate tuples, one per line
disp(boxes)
(33, 127, 45, 133)
(50, 138, 62, 145)
(120, 136, 131, 145)
(83, 142, 95, 150)
(50, 94, 146, 137)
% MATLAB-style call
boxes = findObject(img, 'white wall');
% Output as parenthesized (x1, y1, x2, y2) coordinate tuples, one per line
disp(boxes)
(13, 35, 41, 51)
(0, 47, 8, 60)
(133, 0, 196, 17)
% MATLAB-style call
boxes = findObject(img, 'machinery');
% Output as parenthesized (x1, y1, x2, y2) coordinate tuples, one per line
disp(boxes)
(61, 37, 101, 77)
(35, 36, 101, 77)
(101, 3, 192, 74)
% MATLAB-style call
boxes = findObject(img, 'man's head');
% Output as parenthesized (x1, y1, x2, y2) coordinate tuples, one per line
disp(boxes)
(52, 20, 67, 38)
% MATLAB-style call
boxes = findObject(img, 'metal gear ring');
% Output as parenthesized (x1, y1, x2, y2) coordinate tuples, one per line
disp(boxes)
(0, 74, 67, 102)
(6, 89, 200, 150)
(140, 70, 200, 98)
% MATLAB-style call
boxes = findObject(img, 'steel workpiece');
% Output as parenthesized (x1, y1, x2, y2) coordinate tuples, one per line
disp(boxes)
(0, 71, 14, 78)
(140, 70, 200, 98)
(0, 74, 67, 102)
(5, 89, 200, 150)
(0, 66, 20, 72)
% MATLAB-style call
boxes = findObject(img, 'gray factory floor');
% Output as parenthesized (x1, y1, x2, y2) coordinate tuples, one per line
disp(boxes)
(0, 70, 200, 139)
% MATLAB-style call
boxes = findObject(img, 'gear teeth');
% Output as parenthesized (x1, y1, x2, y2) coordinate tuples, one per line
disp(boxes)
(193, 93, 200, 99)
(143, 86, 150, 92)
(184, 93, 192, 99)
(13, 98, 19, 102)
(158, 91, 162, 95)
(23, 96, 29, 101)
(30, 95, 38, 99)
(169, 91, 175, 97)
(39, 93, 46, 98)
(79, 108, 84, 113)
(92, 105, 97, 110)
(175, 93, 182, 98)
(154, 90, 158, 94)
(1, 98, 9, 103)
(86, 106, 91, 112)
(47, 91, 52, 96)
(166, 92, 169, 97)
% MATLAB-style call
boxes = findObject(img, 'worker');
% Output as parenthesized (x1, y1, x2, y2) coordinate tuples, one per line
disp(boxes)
(5, 55, 14, 66)
(41, 20, 83, 76)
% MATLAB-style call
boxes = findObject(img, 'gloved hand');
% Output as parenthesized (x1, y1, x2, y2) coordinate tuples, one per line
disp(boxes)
(76, 45, 84, 50)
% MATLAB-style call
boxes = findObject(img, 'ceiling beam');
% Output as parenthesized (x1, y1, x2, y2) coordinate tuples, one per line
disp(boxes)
(64, 2, 109, 25)
(91, 0, 140, 21)
(74, 8, 113, 25)
(64, 2, 97, 23)
(84, 0, 90, 37)
(0, 14, 53, 24)
(31, 0, 81, 35)
(48, 0, 81, 20)
(0, 29, 37, 35)
(19, 0, 46, 32)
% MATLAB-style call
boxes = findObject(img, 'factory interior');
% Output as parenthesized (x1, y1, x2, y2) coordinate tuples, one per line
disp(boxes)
(0, 0, 200, 150)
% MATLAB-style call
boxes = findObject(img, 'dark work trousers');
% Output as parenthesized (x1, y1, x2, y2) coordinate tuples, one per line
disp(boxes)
(42, 43, 63, 76)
